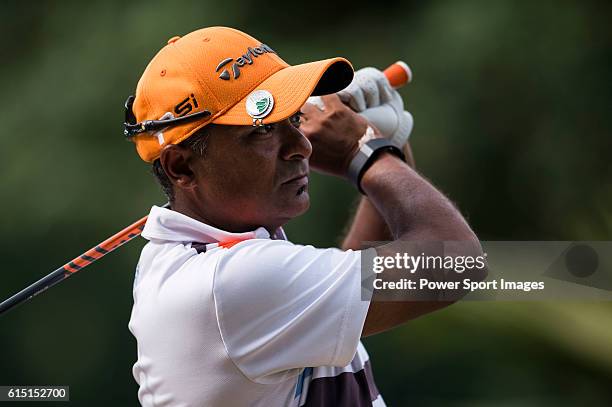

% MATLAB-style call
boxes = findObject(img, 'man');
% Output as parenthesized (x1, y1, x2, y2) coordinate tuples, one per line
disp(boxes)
(126, 27, 483, 406)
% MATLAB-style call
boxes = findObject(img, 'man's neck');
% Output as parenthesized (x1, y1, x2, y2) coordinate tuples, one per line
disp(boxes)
(170, 198, 278, 236)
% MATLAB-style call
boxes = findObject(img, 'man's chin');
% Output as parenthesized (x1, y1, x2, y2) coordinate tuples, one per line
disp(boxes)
(275, 192, 310, 225)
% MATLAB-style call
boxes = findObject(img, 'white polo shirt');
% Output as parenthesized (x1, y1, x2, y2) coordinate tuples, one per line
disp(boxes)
(129, 205, 385, 406)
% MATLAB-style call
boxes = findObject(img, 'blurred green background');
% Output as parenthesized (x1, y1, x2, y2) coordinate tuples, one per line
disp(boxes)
(1, 0, 611, 405)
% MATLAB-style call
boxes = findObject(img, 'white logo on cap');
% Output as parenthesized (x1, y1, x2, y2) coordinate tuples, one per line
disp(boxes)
(154, 112, 175, 145)
(246, 90, 274, 119)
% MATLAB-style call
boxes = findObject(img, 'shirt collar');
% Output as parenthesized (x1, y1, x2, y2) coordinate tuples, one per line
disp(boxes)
(141, 205, 271, 244)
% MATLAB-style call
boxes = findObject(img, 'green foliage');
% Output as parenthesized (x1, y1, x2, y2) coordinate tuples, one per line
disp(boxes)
(1, 0, 610, 405)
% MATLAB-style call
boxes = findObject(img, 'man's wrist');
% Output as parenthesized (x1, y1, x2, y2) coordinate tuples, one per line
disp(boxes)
(363, 153, 406, 179)
(347, 138, 406, 194)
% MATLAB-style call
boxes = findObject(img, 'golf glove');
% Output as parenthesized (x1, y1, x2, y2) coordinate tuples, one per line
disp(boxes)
(307, 67, 414, 148)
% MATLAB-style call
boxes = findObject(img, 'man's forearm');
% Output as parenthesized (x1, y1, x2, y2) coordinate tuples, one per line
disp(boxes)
(341, 143, 416, 251)
(362, 152, 474, 242)
(342, 198, 392, 250)
(360, 151, 484, 336)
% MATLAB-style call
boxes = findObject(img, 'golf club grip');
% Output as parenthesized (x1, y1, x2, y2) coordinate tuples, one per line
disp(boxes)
(0, 203, 169, 316)
(383, 61, 412, 89)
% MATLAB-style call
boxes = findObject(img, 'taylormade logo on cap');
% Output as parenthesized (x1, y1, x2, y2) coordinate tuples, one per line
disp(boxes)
(215, 44, 276, 80)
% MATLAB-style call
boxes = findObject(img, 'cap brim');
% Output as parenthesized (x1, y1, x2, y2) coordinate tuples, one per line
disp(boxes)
(213, 57, 353, 125)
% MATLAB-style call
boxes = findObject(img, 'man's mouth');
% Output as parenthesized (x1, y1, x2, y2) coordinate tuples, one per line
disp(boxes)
(283, 174, 308, 184)
(282, 174, 309, 195)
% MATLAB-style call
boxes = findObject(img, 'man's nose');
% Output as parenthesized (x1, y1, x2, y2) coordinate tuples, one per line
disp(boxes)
(280, 123, 312, 161)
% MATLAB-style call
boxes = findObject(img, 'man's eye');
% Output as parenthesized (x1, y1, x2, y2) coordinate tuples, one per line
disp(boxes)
(290, 112, 303, 128)
(254, 124, 275, 134)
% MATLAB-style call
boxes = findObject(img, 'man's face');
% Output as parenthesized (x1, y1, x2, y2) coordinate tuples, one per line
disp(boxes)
(178, 112, 312, 232)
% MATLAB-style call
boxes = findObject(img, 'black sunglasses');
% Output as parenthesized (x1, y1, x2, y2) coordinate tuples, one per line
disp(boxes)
(123, 95, 212, 138)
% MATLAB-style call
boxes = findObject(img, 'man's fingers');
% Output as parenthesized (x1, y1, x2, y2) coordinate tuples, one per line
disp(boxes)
(362, 78, 381, 108)
(338, 86, 366, 111)
(320, 93, 348, 109)
(301, 102, 320, 115)
(299, 103, 322, 137)
(301, 102, 324, 122)
(388, 90, 405, 112)
(304, 96, 327, 114)
(363, 67, 394, 104)
(376, 76, 394, 104)
(390, 110, 414, 147)
(362, 88, 380, 108)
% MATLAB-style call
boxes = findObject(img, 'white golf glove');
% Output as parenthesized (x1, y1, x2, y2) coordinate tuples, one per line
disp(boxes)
(307, 67, 414, 148)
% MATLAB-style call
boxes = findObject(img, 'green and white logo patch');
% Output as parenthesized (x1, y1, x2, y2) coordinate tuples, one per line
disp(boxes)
(246, 90, 274, 119)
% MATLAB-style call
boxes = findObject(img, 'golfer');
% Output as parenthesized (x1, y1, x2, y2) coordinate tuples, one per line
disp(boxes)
(126, 27, 482, 407)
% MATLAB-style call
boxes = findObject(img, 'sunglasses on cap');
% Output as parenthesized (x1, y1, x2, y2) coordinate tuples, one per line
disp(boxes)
(123, 95, 212, 138)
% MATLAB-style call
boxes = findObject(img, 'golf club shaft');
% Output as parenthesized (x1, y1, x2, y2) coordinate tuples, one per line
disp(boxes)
(0, 203, 169, 315)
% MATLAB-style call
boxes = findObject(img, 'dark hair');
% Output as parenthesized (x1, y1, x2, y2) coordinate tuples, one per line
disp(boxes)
(151, 127, 211, 203)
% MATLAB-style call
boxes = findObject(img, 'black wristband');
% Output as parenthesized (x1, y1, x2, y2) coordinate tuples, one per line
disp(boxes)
(347, 138, 405, 194)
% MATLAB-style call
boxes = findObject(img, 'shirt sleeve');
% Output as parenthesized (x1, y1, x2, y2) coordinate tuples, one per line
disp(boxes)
(212, 239, 374, 384)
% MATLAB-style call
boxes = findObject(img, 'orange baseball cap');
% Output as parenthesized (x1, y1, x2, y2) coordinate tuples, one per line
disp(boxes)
(124, 26, 354, 162)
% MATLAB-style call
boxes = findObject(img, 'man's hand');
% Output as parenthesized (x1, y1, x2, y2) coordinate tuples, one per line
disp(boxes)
(309, 67, 414, 148)
(337, 67, 394, 111)
(300, 94, 381, 178)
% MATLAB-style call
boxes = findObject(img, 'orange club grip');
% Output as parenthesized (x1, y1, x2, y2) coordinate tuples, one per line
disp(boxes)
(383, 61, 412, 89)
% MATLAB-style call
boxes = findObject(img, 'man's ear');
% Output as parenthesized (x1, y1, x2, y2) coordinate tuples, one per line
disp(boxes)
(159, 145, 197, 190)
